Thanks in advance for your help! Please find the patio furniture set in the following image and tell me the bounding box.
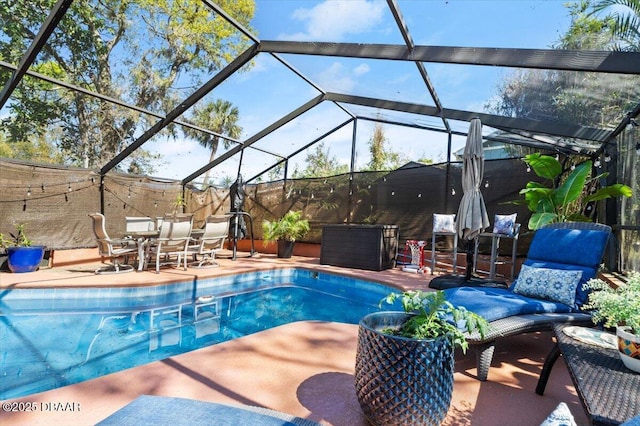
[89,213,229,274]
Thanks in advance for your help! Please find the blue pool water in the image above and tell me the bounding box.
[0,269,397,400]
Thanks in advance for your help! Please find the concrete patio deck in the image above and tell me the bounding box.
[0,250,588,425]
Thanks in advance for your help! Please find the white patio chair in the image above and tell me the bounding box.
[88,213,138,274]
[188,215,229,268]
[146,214,193,273]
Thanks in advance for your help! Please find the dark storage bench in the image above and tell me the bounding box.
[320,224,399,271]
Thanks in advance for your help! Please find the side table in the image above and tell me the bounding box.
[536,323,640,425]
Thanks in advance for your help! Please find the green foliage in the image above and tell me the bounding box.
[583,272,640,334]
[519,153,632,229]
[0,224,33,248]
[380,290,488,354]
[262,210,310,242]
[366,121,406,171]
[183,99,242,188]
[0,0,255,171]
[292,142,349,178]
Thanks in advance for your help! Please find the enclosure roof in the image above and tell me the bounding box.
[1,0,639,183]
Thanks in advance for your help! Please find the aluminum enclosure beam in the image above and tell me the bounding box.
[0,0,73,109]
[100,43,260,175]
[259,41,640,74]
[325,93,611,143]
[182,94,326,184]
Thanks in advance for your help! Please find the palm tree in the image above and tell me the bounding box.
[591,0,640,51]
[185,99,242,188]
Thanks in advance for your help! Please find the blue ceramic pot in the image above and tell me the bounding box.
[7,246,46,273]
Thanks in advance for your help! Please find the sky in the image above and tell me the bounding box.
[149,0,577,184]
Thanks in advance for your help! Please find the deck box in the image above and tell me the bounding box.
[320,224,399,271]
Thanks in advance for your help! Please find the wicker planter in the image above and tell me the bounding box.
[617,326,640,374]
[355,311,454,426]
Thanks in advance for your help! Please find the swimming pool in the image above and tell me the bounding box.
[0,268,398,400]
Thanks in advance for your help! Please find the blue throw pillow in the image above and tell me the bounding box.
[512,265,583,307]
[493,213,517,236]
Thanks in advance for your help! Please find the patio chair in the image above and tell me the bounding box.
[444,221,611,381]
[146,213,193,273]
[187,215,228,268]
[88,213,138,274]
[431,213,458,274]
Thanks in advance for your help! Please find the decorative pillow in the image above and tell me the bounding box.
[493,213,517,236]
[433,214,456,233]
[539,402,577,426]
[512,265,583,307]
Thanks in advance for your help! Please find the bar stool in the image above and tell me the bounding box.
[430,214,458,274]
[474,220,520,280]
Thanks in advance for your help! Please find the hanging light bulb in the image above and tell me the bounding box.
[154,201,158,208]
[451,186,456,196]
[594,159,602,168]
[330,186,334,193]
[604,152,611,162]
[526,165,531,173]
[310,192,314,199]
[68,182,72,192]
[417,193,422,198]
[484,180,489,188]
[27,186,31,197]
[571,164,576,170]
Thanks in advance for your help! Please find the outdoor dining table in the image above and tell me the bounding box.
[126,229,205,272]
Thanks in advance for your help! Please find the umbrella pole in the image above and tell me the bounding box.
[465,238,476,281]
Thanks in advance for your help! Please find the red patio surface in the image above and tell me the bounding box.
[0,251,588,425]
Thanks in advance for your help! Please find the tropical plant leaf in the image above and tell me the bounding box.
[528,212,558,230]
[525,153,562,180]
[583,183,633,202]
[553,161,591,208]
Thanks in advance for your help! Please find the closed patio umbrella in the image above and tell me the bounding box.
[457,117,490,280]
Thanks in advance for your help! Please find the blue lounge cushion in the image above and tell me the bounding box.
[512,265,582,308]
[443,286,573,322]
[525,227,610,308]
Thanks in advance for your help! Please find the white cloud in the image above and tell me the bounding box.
[353,63,370,76]
[317,62,355,92]
[281,0,385,41]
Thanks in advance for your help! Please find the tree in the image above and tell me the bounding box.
[488,1,639,132]
[0,0,255,172]
[590,0,640,51]
[183,99,242,188]
[366,121,405,171]
[293,142,349,178]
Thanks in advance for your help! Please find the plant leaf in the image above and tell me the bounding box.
[553,161,591,208]
[528,212,557,230]
[525,153,562,180]
[583,184,633,203]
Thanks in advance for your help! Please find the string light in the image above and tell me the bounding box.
[451,186,456,196]
[67,182,72,192]
[27,186,31,197]
[604,152,611,162]
[417,193,422,198]
[594,159,602,168]
[526,165,531,173]
[484,180,489,188]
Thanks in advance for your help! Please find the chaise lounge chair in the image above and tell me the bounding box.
[444,221,611,381]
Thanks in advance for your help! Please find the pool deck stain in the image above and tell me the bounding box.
[0,252,588,425]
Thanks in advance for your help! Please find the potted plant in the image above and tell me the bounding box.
[0,223,46,273]
[583,273,640,373]
[262,210,310,258]
[355,290,488,426]
[518,153,632,230]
